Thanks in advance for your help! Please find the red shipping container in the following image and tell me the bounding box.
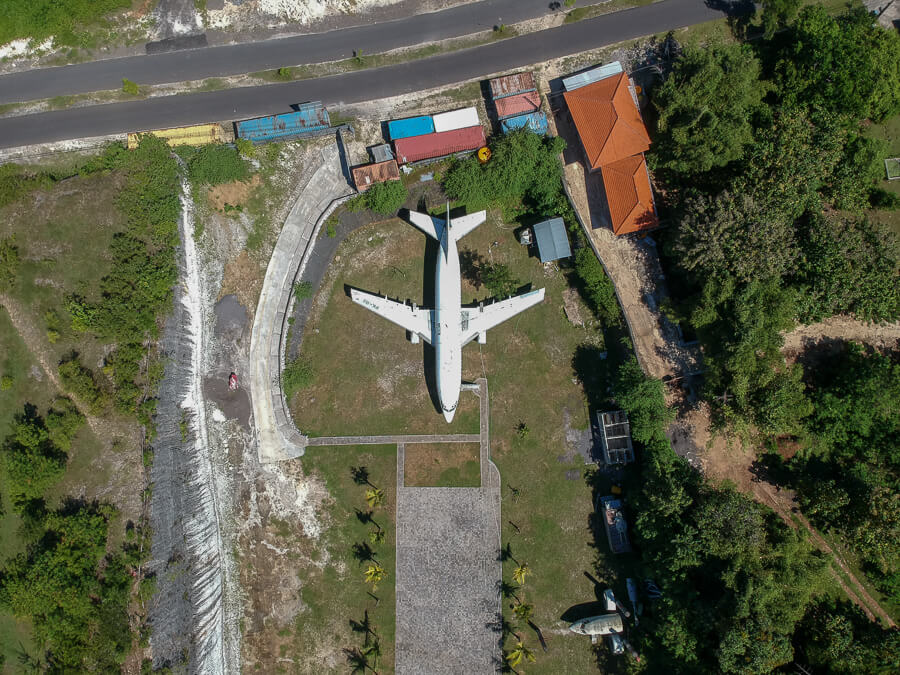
[495,91,541,120]
[394,126,486,164]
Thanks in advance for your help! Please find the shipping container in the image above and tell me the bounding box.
[387,115,435,140]
[127,123,224,150]
[563,61,624,92]
[431,107,480,133]
[489,72,537,100]
[495,91,541,120]
[501,111,548,135]
[235,102,330,143]
[352,160,401,192]
[393,126,485,164]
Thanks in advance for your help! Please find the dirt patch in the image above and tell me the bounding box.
[220,250,263,320]
[207,173,261,212]
[562,286,586,328]
[782,316,900,358]
[404,442,480,487]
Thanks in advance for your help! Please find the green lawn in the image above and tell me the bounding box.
[292,207,623,670]
[286,445,397,672]
[865,113,900,236]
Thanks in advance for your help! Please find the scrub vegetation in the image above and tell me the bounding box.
[0,137,176,669]
[0,0,130,46]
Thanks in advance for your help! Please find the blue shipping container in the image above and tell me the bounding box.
[236,102,330,143]
[501,112,548,135]
[387,115,434,140]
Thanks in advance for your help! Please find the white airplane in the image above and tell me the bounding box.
[350,205,545,422]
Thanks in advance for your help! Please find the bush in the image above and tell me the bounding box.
[184,144,250,186]
[58,355,107,414]
[294,281,313,301]
[0,236,20,291]
[364,180,407,215]
[1,408,67,507]
[0,0,131,46]
[282,356,313,401]
[482,263,520,298]
[574,247,621,326]
[121,78,139,96]
[0,375,12,390]
[45,397,85,452]
[235,138,255,158]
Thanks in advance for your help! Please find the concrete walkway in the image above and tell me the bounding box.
[395,379,502,674]
[250,140,353,463]
[307,434,481,446]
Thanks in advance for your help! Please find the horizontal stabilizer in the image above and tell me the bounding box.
[407,210,444,241]
[450,210,487,241]
[350,289,433,345]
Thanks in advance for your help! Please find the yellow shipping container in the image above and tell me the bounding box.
[127,123,224,150]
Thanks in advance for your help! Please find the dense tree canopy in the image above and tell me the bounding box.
[776,6,900,121]
[651,43,765,175]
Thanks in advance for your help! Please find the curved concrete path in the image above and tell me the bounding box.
[250,140,353,463]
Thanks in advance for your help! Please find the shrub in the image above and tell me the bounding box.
[58,355,107,414]
[482,263,520,298]
[184,144,250,186]
[121,78,140,96]
[235,138,255,158]
[294,281,313,301]
[1,408,67,506]
[0,236,20,291]
[282,356,313,400]
[574,247,622,326]
[0,0,131,46]
[364,180,407,215]
[0,375,12,390]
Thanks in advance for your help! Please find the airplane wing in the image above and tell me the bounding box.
[350,289,433,344]
[407,210,444,241]
[461,288,545,344]
[449,210,486,242]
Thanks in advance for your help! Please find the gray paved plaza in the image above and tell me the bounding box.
[395,483,502,674]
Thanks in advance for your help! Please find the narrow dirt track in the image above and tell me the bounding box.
[0,293,109,438]
[751,477,896,628]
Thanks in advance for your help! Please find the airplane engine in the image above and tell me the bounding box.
[477,331,487,344]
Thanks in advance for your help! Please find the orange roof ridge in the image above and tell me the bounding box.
[564,71,651,170]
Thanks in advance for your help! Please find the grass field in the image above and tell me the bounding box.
[404,442,480,487]
[291,207,624,670]
[865,114,900,236]
[286,445,397,672]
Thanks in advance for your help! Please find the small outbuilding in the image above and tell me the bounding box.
[532,217,572,263]
[352,160,400,192]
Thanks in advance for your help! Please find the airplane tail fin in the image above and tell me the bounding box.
[407,210,443,240]
[449,208,487,242]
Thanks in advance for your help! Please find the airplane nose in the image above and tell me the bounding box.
[443,408,455,423]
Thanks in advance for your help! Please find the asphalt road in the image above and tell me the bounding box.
[0,0,728,149]
[0,0,595,103]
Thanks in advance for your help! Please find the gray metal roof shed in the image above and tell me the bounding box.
[532,217,572,263]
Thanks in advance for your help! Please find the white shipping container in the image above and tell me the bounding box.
[432,107,480,133]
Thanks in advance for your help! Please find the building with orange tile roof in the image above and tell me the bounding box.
[352,160,400,192]
[564,69,657,235]
[600,156,657,235]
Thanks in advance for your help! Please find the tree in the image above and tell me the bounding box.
[796,215,900,323]
[481,262,520,298]
[364,563,386,591]
[362,638,381,673]
[364,180,407,215]
[612,357,674,444]
[505,640,536,668]
[776,6,900,121]
[365,487,385,509]
[512,602,534,624]
[651,44,765,175]
[759,0,801,39]
[673,190,798,283]
[1,409,67,508]
[512,563,531,586]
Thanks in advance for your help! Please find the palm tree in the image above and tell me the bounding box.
[351,466,374,487]
[364,562,386,591]
[362,637,381,673]
[512,602,534,624]
[350,609,376,640]
[498,579,521,602]
[365,487,385,509]
[512,562,531,586]
[344,647,369,674]
[506,640,536,668]
[369,528,385,545]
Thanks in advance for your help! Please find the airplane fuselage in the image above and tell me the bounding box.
[434,228,462,422]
